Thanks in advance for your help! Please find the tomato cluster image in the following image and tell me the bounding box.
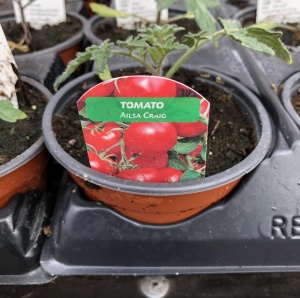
[78,76,210,183]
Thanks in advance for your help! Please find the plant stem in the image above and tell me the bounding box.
[112,50,157,75]
[156,11,161,25]
[130,12,152,25]
[165,41,203,78]
[13,0,34,45]
[162,13,194,24]
[11,63,32,106]
[165,30,225,78]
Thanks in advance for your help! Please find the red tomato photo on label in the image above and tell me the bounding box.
[159,167,183,183]
[173,122,208,137]
[124,122,178,156]
[114,76,177,98]
[126,151,168,169]
[117,168,164,183]
[83,122,121,156]
[88,151,118,176]
[77,81,114,111]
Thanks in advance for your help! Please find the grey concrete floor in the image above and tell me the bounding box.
[1,273,300,297]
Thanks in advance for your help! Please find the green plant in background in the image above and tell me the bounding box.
[54,19,292,90]
[10,0,36,51]
[90,0,219,33]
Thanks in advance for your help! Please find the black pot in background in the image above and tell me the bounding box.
[232,6,300,87]
[0,0,13,18]
[281,72,300,129]
[1,12,87,93]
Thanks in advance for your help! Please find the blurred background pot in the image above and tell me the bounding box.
[0,77,52,209]
[281,72,300,129]
[0,0,13,18]
[42,68,272,224]
[1,12,87,92]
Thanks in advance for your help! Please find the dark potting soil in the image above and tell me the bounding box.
[52,69,256,177]
[0,82,47,166]
[241,13,300,47]
[2,15,82,55]
[291,87,300,117]
[92,17,200,43]
[226,0,250,9]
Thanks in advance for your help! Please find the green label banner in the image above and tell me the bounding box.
[86,97,200,122]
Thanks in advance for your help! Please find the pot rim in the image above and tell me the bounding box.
[0,76,52,177]
[281,71,300,127]
[1,12,87,58]
[42,69,272,195]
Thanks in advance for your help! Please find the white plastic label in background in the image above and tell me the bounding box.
[0,25,18,108]
[114,0,168,30]
[256,0,300,23]
[13,0,66,29]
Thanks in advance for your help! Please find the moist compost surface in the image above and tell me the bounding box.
[291,87,300,117]
[0,82,47,165]
[52,69,256,177]
[226,0,250,9]
[2,15,82,55]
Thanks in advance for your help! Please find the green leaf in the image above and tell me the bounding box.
[0,100,27,123]
[183,31,212,47]
[173,136,202,154]
[219,18,241,31]
[245,27,292,64]
[137,24,189,62]
[201,0,220,8]
[249,22,279,30]
[54,50,92,91]
[89,41,114,74]
[201,143,207,161]
[184,0,217,33]
[90,3,131,18]
[157,0,180,11]
[54,42,114,91]
[234,29,291,63]
[180,169,201,182]
[167,151,189,171]
[219,18,292,64]
[117,36,149,52]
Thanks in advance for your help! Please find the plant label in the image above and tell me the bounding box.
[77,76,210,183]
[114,0,168,29]
[13,0,66,30]
[257,0,300,23]
[0,25,18,109]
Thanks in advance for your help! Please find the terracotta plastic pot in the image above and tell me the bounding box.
[0,77,52,209]
[1,12,87,90]
[281,72,300,129]
[42,69,272,224]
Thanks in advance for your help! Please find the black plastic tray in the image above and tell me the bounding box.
[0,191,55,284]
[1,1,298,279]
[40,131,300,275]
